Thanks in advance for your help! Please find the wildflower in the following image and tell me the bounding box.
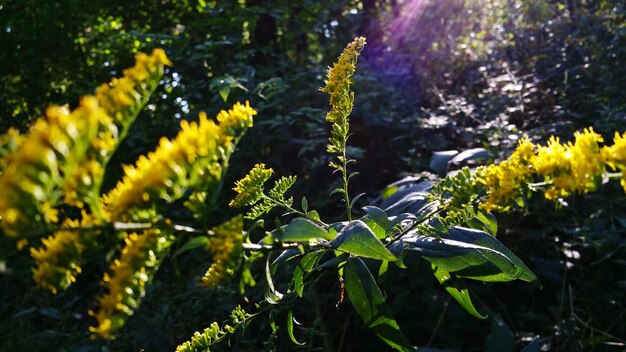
[532,128,604,199]
[103,102,256,220]
[478,138,534,211]
[602,131,626,193]
[89,229,169,339]
[202,216,244,289]
[31,213,100,294]
[320,37,366,156]
[0,49,171,238]
[229,164,273,208]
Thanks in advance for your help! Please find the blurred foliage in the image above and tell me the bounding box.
[1,0,625,350]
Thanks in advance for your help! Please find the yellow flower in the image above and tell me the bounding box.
[602,131,626,170]
[89,229,169,339]
[229,164,273,208]
[321,37,366,155]
[532,128,604,199]
[202,216,243,289]
[103,102,256,220]
[30,213,100,294]
[479,127,616,210]
[601,131,626,194]
[0,49,171,238]
[478,138,534,211]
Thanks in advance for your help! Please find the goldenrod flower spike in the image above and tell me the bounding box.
[103,102,257,220]
[478,127,624,211]
[202,216,244,289]
[89,229,169,339]
[602,131,626,192]
[320,36,366,156]
[30,212,100,294]
[320,37,366,221]
[0,49,171,238]
[478,138,534,212]
[229,163,274,208]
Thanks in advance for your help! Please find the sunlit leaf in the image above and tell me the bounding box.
[292,250,323,297]
[332,220,397,261]
[345,257,414,352]
[287,310,305,345]
[404,227,539,286]
[432,265,486,319]
[282,218,332,242]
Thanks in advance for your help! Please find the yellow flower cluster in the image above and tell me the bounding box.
[320,37,366,155]
[96,49,172,124]
[89,229,169,339]
[30,212,100,294]
[66,49,172,211]
[103,102,257,220]
[479,128,625,211]
[534,129,605,199]
[0,49,171,239]
[602,131,626,192]
[202,216,244,289]
[479,139,535,211]
[229,163,273,208]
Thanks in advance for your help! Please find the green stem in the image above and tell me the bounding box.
[340,142,352,221]
[260,194,329,227]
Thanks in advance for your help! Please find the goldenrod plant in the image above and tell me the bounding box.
[1,39,625,350]
[177,38,626,351]
[0,49,257,339]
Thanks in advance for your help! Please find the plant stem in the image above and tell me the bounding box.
[341,144,352,221]
[261,194,329,227]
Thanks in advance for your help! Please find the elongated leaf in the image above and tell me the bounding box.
[332,220,397,262]
[432,265,486,319]
[447,227,540,286]
[364,219,387,240]
[363,206,391,232]
[282,218,332,242]
[344,257,414,352]
[404,235,518,277]
[172,236,209,259]
[404,227,539,286]
[468,210,498,236]
[265,256,283,304]
[306,210,321,221]
[292,250,324,297]
[287,310,304,345]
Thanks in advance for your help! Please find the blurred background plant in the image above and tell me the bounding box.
[1,0,625,351]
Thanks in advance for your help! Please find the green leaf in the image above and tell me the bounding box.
[306,210,321,222]
[381,185,398,200]
[264,256,283,304]
[287,310,305,345]
[344,257,414,352]
[364,219,387,240]
[448,227,539,286]
[172,236,209,259]
[282,218,332,242]
[432,265,486,319]
[405,235,517,279]
[331,220,397,262]
[362,206,391,233]
[404,227,540,286]
[219,86,230,102]
[301,196,308,212]
[468,210,498,236]
[292,250,323,297]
